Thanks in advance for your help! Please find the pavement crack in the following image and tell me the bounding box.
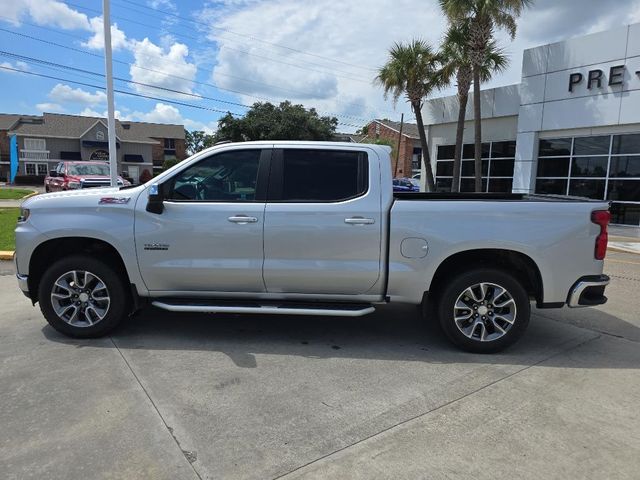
[109,337,204,480]
[270,335,601,480]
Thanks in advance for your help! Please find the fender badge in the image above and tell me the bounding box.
[99,197,130,204]
[144,243,169,251]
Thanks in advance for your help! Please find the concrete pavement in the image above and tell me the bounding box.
[0,253,639,479]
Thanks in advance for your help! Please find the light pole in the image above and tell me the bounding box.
[102,0,118,187]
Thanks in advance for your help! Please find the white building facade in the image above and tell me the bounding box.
[421,23,640,226]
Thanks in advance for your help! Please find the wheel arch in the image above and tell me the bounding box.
[28,237,132,304]
[427,248,544,306]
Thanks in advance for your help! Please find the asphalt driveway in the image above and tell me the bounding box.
[1,252,639,479]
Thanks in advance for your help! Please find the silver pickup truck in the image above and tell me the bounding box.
[15,141,611,352]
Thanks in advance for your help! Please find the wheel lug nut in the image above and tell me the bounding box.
[482,316,486,320]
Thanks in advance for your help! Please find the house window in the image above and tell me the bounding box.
[24,138,46,151]
[435,141,515,193]
[25,162,48,175]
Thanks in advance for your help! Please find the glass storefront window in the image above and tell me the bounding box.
[435,142,515,193]
[571,157,608,177]
[609,156,640,177]
[535,179,567,195]
[539,138,571,157]
[537,157,570,177]
[607,180,640,202]
[612,134,640,155]
[573,136,610,155]
[569,179,606,199]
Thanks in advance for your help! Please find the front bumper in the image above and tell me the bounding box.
[16,273,30,298]
[567,275,610,308]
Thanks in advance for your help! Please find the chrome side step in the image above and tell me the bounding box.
[151,301,376,317]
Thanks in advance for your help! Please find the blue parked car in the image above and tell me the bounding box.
[392,178,420,192]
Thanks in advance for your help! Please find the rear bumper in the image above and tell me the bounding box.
[567,275,610,308]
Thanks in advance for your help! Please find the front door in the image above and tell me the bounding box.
[127,165,139,185]
[262,147,382,295]
[135,148,269,293]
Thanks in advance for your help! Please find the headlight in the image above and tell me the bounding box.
[18,208,30,222]
[67,181,81,189]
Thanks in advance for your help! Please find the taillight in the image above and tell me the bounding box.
[591,210,610,260]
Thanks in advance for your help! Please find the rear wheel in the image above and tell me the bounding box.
[38,255,129,338]
[437,269,530,353]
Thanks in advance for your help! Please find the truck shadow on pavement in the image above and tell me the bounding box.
[42,303,640,370]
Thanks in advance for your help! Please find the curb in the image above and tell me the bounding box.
[0,251,14,261]
[23,191,38,199]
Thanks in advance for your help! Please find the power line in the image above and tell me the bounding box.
[0,50,253,110]
[0,64,367,129]
[0,25,376,123]
[61,0,373,83]
[111,0,379,73]
[107,0,375,81]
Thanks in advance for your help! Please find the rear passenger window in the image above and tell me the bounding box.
[280,149,368,202]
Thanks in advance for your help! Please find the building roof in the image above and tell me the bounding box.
[0,113,40,130]
[374,119,421,139]
[4,112,185,142]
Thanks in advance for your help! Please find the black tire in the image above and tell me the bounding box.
[437,268,530,353]
[45,186,50,193]
[38,254,129,338]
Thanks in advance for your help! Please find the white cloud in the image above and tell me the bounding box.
[1,0,90,30]
[82,17,129,51]
[36,102,65,113]
[0,60,29,73]
[77,103,214,134]
[129,38,198,99]
[201,0,444,126]
[48,84,107,107]
[201,0,640,129]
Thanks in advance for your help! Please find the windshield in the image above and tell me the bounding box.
[67,164,111,176]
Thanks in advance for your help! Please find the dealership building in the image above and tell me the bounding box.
[420,22,640,226]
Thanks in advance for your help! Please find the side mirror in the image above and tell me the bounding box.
[49,170,58,177]
[146,183,166,214]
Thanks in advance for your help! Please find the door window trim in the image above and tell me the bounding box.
[267,148,369,203]
[163,148,271,203]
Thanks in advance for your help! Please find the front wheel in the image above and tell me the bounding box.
[437,269,530,353]
[38,255,129,338]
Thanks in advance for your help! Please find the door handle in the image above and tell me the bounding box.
[344,217,375,225]
[228,215,258,224]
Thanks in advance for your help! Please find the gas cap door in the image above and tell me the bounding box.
[401,237,429,258]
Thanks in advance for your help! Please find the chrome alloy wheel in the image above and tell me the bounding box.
[453,282,517,342]
[50,270,111,327]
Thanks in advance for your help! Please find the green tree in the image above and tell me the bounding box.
[439,21,508,192]
[214,101,338,142]
[185,129,216,155]
[375,40,444,192]
[440,0,532,191]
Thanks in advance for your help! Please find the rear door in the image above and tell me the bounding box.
[262,147,382,295]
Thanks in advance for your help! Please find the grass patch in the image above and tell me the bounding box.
[0,188,35,200]
[0,208,20,251]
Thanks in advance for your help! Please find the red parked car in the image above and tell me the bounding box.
[45,161,130,192]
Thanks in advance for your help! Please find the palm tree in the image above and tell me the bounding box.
[376,39,444,192]
[439,21,508,192]
[440,0,532,192]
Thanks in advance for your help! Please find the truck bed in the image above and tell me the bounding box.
[393,192,607,203]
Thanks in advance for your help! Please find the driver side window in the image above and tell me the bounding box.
[168,150,261,202]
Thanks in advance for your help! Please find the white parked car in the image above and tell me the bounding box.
[15,141,611,352]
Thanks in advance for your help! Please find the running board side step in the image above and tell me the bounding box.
[151,301,376,317]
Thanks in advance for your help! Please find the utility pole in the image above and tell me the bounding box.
[103,0,118,187]
[393,113,404,178]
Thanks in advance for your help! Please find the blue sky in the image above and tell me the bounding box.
[1,0,639,133]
